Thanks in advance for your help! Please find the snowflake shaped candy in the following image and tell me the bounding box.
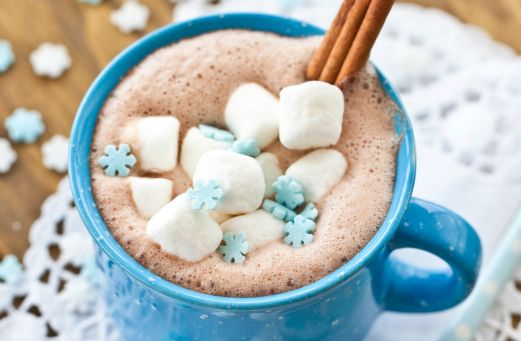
[262,199,296,222]
[0,255,24,284]
[29,43,71,78]
[4,108,45,143]
[110,0,150,34]
[42,135,69,173]
[79,0,103,5]
[0,138,16,174]
[284,215,316,248]
[272,175,305,209]
[231,138,260,157]
[0,39,15,73]
[300,203,318,221]
[199,124,235,142]
[98,144,137,176]
[219,231,248,264]
[187,179,224,210]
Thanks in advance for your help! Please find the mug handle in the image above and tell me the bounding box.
[383,198,482,312]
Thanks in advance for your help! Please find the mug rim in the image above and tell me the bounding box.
[69,13,416,310]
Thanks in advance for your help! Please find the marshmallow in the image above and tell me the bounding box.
[193,151,265,214]
[286,149,347,202]
[220,210,284,251]
[180,127,232,178]
[279,81,344,150]
[130,177,173,218]
[209,211,233,224]
[225,83,279,148]
[256,153,283,198]
[123,116,180,173]
[146,193,223,262]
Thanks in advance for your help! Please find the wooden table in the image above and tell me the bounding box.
[0,0,519,259]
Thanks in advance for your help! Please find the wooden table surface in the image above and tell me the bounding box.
[0,0,519,259]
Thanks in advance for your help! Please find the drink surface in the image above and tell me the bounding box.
[90,30,399,297]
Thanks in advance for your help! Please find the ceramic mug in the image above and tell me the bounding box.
[69,13,482,341]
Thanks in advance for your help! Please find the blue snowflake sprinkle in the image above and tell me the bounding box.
[300,203,318,221]
[0,254,24,284]
[79,0,103,4]
[262,199,296,222]
[98,144,136,176]
[219,231,248,264]
[0,40,15,73]
[231,138,260,157]
[4,108,45,143]
[284,215,316,248]
[272,175,305,209]
[187,179,224,210]
[199,124,235,142]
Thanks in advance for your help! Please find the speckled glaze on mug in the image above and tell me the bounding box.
[69,13,482,341]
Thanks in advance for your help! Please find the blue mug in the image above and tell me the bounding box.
[69,13,482,341]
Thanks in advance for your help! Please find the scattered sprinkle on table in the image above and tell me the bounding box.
[0,138,17,174]
[0,39,15,73]
[42,135,69,173]
[110,0,150,34]
[4,108,45,143]
[78,0,103,5]
[29,43,71,78]
[0,255,24,284]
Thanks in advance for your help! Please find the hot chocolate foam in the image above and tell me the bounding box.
[90,30,399,297]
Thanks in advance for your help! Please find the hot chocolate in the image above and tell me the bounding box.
[90,30,399,297]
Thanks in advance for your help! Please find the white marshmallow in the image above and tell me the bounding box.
[146,193,223,262]
[209,211,233,224]
[221,210,284,251]
[130,177,173,218]
[256,152,283,198]
[122,116,180,173]
[180,127,232,178]
[286,149,347,202]
[193,151,265,214]
[225,83,279,148]
[279,81,344,150]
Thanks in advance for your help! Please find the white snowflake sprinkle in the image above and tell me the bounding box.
[29,43,71,78]
[110,0,150,34]
[42,135,69,173]
[0,138,16,173]
[0,39,15,73]
[59,277,96,314]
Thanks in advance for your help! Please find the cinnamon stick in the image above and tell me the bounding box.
[336,0,394,84]
[306,0,355,81]
[319,0,371,83]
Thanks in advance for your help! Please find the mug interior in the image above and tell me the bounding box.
[69,13,416,310]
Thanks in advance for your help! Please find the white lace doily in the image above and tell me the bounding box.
[2,2,521,340]
[0,178,119,341]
